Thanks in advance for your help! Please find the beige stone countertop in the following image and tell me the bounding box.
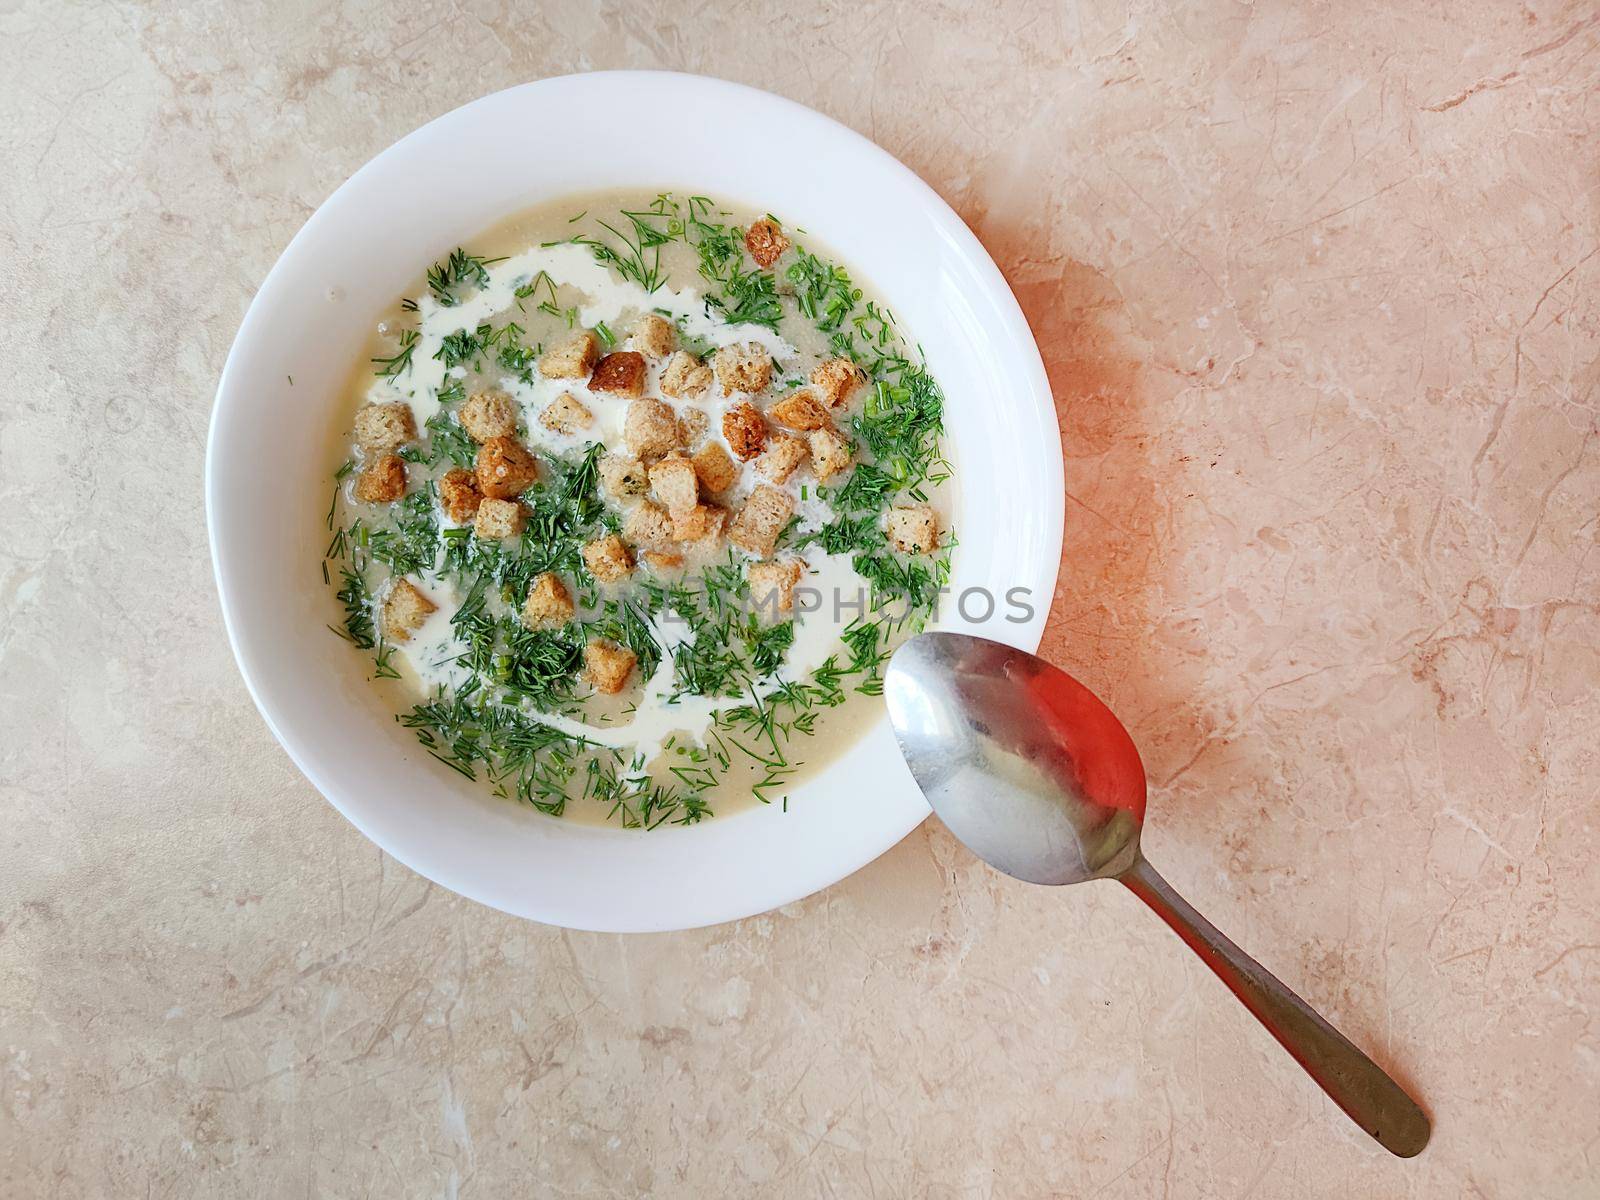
[3,2,1598,1196]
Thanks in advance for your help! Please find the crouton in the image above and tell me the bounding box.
[631,313,676,359]
[660,351,713,399]
[622,500,674,548]
[768,388,831,432]
[715,342,773,394]
[540,329,600,379]
[583,639,637,695]
[887,503,939,554]
[623,398,680,460]
[692,442,738,494]
[671,503,723,543]
[599,452,649,499]
[521,572,575,629]
[677,407,709,446]
[354,402,416,452]
[539,392,592,435]
[382,578,436,642]
[748,558,805,615]
[589,351,647,399]
[459,388,518,442]
[745,219,790,268]
[755,434,807,484]
[811,357,864,409]
[643,551,684,571]
[354,454,406,504]
[475,436,539,499]
[582,534,634,583]
[722,401,768,461]
[727,484,795,559]
[690,505,728,550]
[474,497,526,540]
[439,467,482,522]
[649,455,699,515]
[809,427,852,482]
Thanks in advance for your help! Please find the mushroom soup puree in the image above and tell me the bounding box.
[323,192,954,827]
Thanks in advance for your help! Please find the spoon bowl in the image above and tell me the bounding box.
[887,631,1146,885]
[885,631,1431,1158]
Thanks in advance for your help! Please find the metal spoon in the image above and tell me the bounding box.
[884,631,1430,1158]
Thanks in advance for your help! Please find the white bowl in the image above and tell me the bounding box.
[207,72,1062,931]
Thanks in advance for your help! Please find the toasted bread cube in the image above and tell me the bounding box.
[589,351,647,399]
[623,500,674,548]
[539,392,592,435]
[715,343,773,394]
[811,357,864,409]
[474,497,526,540]
[677,407,709,446]
[631,313,676,359]
[808,427,852,482]
[584,639,637,695]
[769,388,831,432]
[354,454,406,504]
[438,467,482,522]
[722,401,768,461]
[660,350,713,399]
[748,558,805,615]
[649,455,699,515]
[671,503,722,542]
[475,436,539,499]
[599,452,649,499]
[643,551,685,571]
[691,442,738,494]
[691,505,729,550]
[459,388,518,442]
[540,329,600,379]
[382,578,436,642]
[745,219,790,268]
[522,573,575,629]
[354,402,416,452]
[582,534,634,583]
[887,503,939,554]
[727,484,795,559]
[755,434,807,484]
[623,397,681,460]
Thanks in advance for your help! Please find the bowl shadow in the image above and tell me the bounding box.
[974,224,1211,796]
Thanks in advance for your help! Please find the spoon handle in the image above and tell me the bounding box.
[1119,856,1430,1158]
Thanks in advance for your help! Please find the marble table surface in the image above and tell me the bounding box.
[3,2,1597,1196]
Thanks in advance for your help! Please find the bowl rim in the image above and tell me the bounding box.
[206,70,1063,930]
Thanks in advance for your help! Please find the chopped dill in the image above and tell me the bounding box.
[420,411,476,470]
[514,270,559,312]
[570,214,668,292]
[373,640,402,680]
[372,329,419,377]
[426,248,505,307]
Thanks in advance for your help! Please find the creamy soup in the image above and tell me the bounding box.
[323,191,953,827]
